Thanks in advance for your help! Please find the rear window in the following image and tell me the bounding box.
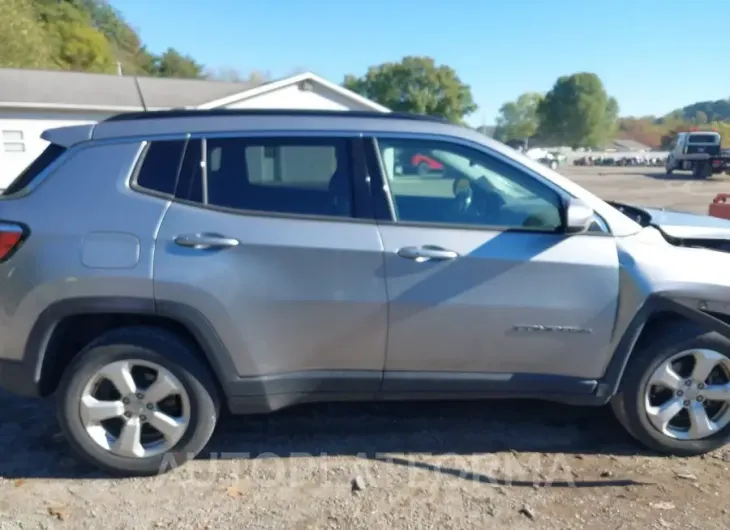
[2,143,66,196]
[688,134,720,144]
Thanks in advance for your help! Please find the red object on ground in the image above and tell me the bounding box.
[709,194,730,219]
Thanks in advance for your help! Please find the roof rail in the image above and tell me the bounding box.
[103,108,449,123]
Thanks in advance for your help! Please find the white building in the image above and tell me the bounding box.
[0,68,389,187]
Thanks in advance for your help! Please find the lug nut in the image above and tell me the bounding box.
[122,397,130,405]
[683,400,691,406]
[697,396,705,403]
[135,393,144,400]
[685,380,693,387]
[124,411,132,418]
[146,403,154,410]
[676,390,684,397]
[698,383,705,389]
[139,415,147,422]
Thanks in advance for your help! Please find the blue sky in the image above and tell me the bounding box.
[113,0,730,126]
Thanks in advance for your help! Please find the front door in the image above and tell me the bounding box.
[153,135,388,398]
[367,136,620,395]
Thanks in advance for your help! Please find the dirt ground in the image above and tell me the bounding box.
[3,166,730,529]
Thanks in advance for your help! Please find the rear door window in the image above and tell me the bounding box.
[177,136,356,219]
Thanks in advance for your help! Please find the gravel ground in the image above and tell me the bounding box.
[3,166,730,529]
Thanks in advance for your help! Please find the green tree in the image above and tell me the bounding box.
[695,110,708,124]
[76,0,156,75]
[343,56,477,123]
[206,67,271,84]
[536,72,618,147]
[35,0,115,72]
[152,48,205,79]
[54,20,115,72]
[494,92,543,142]
[0,0,56,69]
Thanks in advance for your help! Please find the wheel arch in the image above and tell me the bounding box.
[598,293,730,401]
[29,297,238,398]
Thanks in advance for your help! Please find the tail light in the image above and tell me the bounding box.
[0,223,26,261]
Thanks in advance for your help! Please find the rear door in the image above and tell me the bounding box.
[152,134,388,399]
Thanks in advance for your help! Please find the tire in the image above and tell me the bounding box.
[611,323,730,456]
[56,326,220,476]
[417,161,430,175]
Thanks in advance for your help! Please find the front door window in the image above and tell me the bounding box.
[377,138,564,232]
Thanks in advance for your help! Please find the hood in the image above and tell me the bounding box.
[641,206,730,240]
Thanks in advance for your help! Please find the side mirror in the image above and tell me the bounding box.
[565,198,595,234]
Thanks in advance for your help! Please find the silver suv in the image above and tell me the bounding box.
[3,109,730,476]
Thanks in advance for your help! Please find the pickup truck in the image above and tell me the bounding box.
[666,131,730,178]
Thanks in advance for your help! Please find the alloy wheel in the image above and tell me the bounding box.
[645,349,730,440]
[79,359,191,458]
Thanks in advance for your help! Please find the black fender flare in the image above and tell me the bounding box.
[596,293,730,400]
[24,296,239,397]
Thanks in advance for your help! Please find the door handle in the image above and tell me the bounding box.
[174,233,240,250]
[396,245,459,262]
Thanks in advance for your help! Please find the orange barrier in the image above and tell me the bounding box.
[709,194,730,220]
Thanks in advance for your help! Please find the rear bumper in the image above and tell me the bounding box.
[0,358,40,397]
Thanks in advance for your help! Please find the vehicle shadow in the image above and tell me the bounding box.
[0,390,656,488]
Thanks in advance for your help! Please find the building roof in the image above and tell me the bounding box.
[0,68,389,113]
[0,68,255,111]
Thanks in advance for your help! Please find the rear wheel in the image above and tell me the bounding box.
[611,324,730,456]
[56,327,220,476]
[693,161,711,179]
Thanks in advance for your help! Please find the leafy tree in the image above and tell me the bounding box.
[536,72,618,147]
[54,20,115,72]
[151,48,205,79]
[343,56,477,123]
[0,0,56,69]
[35,0,115,72]
[76,0,156,75]
[494,92,543,142]
[206,67,271,84]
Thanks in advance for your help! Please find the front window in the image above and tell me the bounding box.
[377,137,564,231]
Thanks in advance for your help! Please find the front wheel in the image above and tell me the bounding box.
[611,324,730,456]
[56,327,220,476]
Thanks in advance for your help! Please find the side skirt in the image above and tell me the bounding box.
[225,371,601,414]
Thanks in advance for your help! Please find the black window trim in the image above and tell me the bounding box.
[365,134,613,237]
[127,133,190,201]
[170,132,376,224]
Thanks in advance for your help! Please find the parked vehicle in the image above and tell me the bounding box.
[5,109,730,476]
[573,155,667,167]
[525,147,566,170]
[666,131,730,178]
[411,153,443,174]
